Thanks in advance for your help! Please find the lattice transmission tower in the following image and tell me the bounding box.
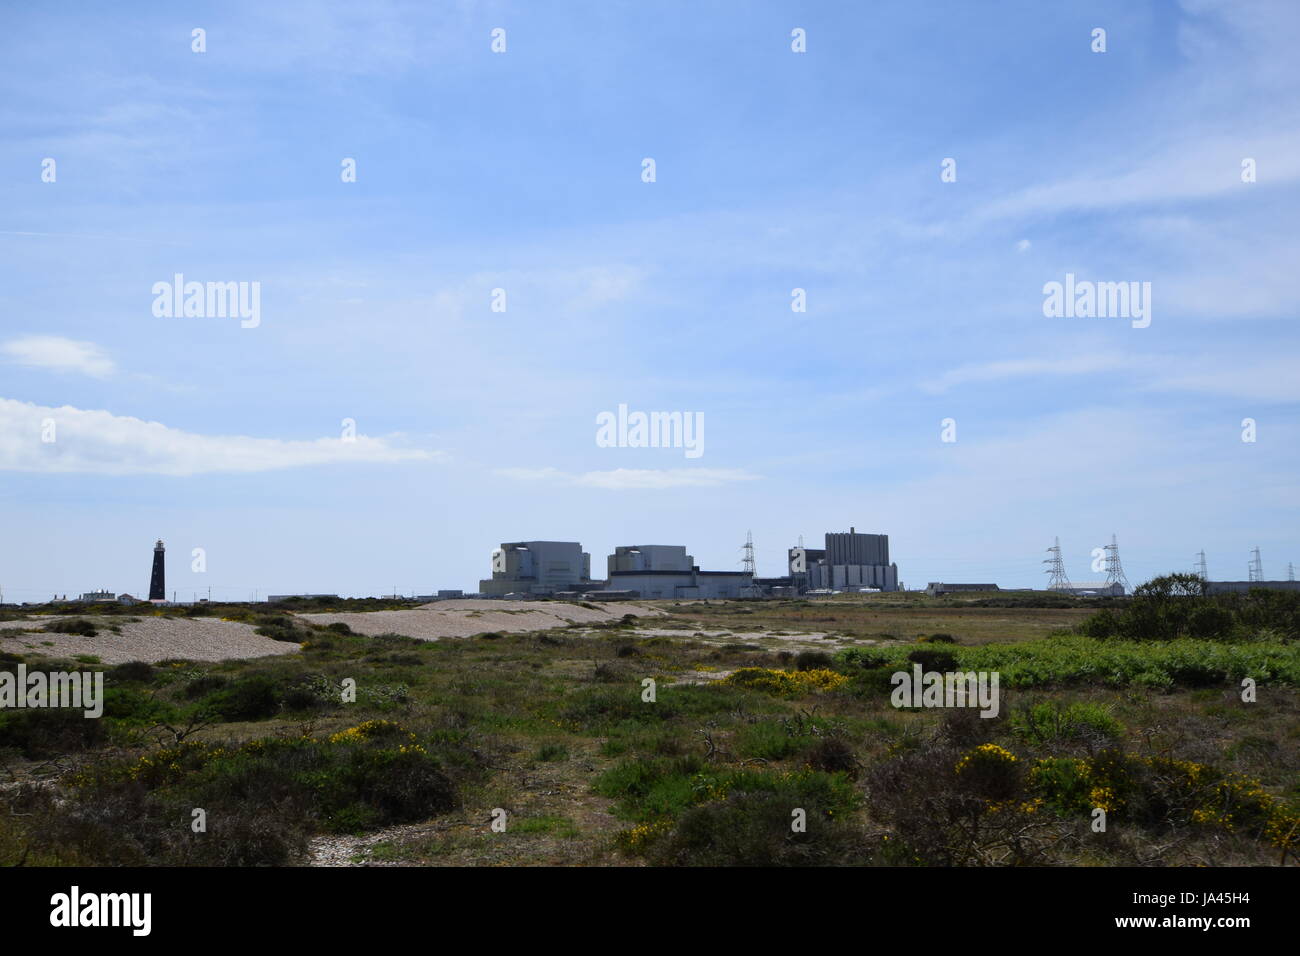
[1249,547,1264,582]
[741,530,757,576]
[1195,550,1208,581]
[1044,537,1072,591]
[1103,534,1130,594]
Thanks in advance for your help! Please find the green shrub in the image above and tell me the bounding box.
[535,743,568,762]
[183,673,229,700]
[595,756,857,825]
[801,737,859,778]
[253,615,304,643]
[42,619,96,637]
[907,647,957,672]
[0,708,107,758]
[279,674,337,714]
[838,636,1300,688]
[202,674,282,721]
[102,687,175,725]
[640,788,865,866]
[793,650,834,671]
[1078,572,1300,642]
[110,661,155,684]
[1010,700,1125,747]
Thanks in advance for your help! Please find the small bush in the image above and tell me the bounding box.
[1010,700,1125,748]
[183,674,229,700]
[110,661,155,684]
[721,667,848,696]
[202,674,282,721]
[43,619,97,637]
[801,737,859,778]
[1078,572,1300,642]
[906,647,958,672]
[640,789,865,866]
[0,708,107,758]
[793,650,834,671]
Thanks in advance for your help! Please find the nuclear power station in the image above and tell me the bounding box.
[787,528,899,592]
[477,527,900,600]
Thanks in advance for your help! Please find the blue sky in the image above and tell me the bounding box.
[1,0,1297,600]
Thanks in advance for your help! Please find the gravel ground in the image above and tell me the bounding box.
[298,599,664,640]
[0,616,301,664]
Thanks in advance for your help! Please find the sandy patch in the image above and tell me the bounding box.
[0,616,301,664]
[298,599,664,641]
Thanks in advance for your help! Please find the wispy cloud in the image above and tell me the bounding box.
[496,466,760,490]
[922,351,1300,403]
[2,336,116,378]
[0,399,438,475]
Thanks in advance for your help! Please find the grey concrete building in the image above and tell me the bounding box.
[788,527,899,592]
[600,543,754,599]
[605,568,753,600]
[480,541,592,597]
[825,528,890,567]
[607,545,695,575]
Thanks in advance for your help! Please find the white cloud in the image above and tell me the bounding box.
[975,130,1300,225]
[494,467,567,482]
[922,354,1140,393]
[496,466,760,490]
[3,336,116,378]
[0,398,438,475]
[922,351,1300,403]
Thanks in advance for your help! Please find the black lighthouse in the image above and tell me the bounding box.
[149,539,166,602]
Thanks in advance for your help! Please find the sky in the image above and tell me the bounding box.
[0,0,1297,601]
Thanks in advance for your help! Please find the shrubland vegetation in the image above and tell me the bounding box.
[1,576,1296,866]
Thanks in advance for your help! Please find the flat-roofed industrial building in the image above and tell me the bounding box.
[789,527,900,592]
[479,541,592,596]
